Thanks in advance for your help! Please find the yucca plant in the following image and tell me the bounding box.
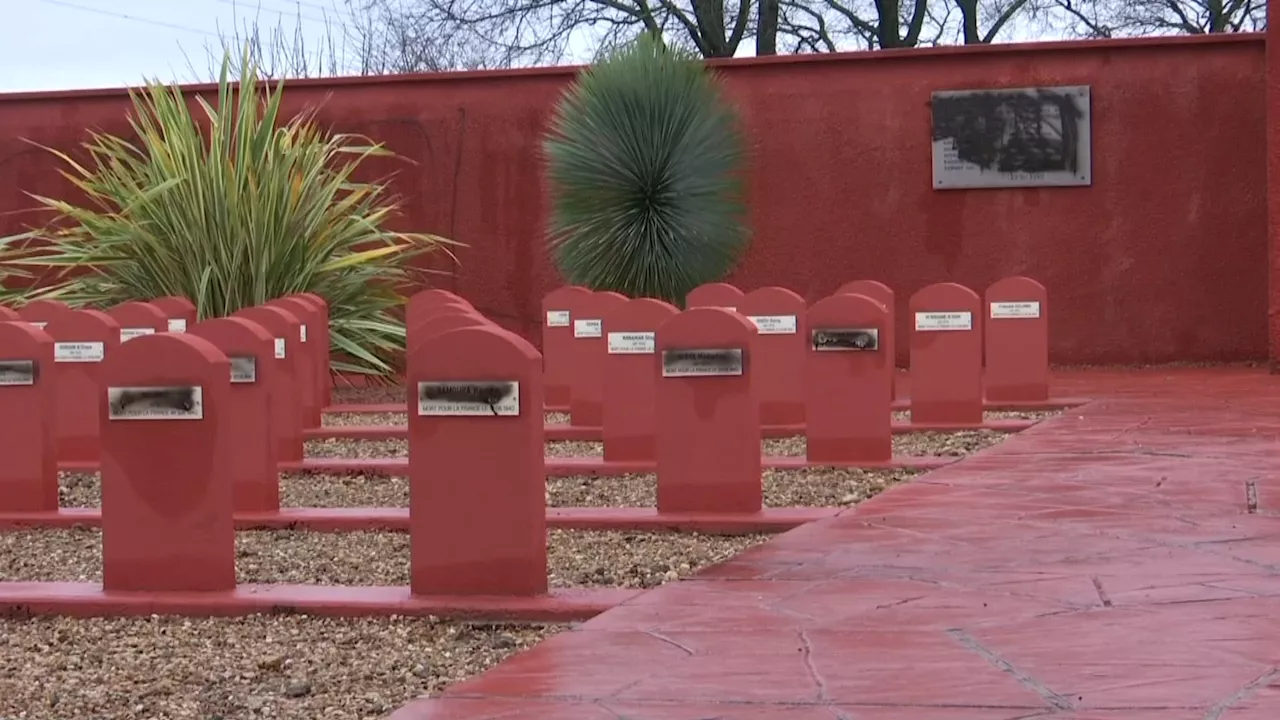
[0,48,456,378]
[543,31,749,305]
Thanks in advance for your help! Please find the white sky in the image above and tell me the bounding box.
[1,0,354,92]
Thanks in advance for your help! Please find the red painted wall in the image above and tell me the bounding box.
[0,35,1266,366]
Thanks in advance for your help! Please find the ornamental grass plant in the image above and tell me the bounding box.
[0,49,456,377]
[543,31,750,305]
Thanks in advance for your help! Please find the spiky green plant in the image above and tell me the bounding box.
[0,48,456,378]
[543,31,749,305]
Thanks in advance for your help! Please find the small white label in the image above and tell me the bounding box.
[914,312,973,332]
[417,381,520,416]
[107,385,204,420]
[230,356,257,383]
[990,301,1041,319]
[120,327,155,342]
[274,338,286,359]
[29,322,47,330]
[574,319,602,338]
[54,342,105,363]
[300,325,308,342]
[546,310,570,328]
[607,331,655,354]
[747,315,797,335]
[167,318,187,333]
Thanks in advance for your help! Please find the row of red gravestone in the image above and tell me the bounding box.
[540,277,1049,429]
[0,294,332,516]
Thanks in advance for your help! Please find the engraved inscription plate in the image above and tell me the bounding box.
[0,360,37,386]
[661,348,744,377]
[120,327,155,342]
[573,319,602,338]
[607,332,655,354]
[54,342,105,363]
[167,318,187,333]
[914,312,973,332]
[418,381,520,416]
[230,356,257,383]
[107,386,204,420]
[812,328,879,351]
[748,315,798,335]
[990,301,1041,319]
[546,310,571,328]
[274,338,286,359]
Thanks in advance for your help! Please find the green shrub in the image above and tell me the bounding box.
[0,49,456,378]
[543,31,749,305]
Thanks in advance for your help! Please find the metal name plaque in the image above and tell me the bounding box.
[230,356,257,383]
[661,348,744,378]
[812,328,879,352]
[107,385,204,421]
[0,360,37,386]
[418,381,520,416]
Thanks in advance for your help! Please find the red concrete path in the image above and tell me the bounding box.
[393,367,1280,719]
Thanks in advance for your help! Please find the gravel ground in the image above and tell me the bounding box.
[0,614,558,719]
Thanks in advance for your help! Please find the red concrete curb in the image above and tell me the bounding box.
[0,506,838,534]
[0,582,638,622]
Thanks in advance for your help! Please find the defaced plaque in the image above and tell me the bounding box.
[418,381,520,416]
[661,348,744,377]
[811,328,878,351]
[107,385,204,420]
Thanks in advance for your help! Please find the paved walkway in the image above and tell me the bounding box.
[393,367,1280,719]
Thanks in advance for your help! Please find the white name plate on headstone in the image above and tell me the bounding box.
[914,312,973,332]
[54,342,105,363]
[546,310,571,328]
[748,315,797,335]
[990,301,1041,319]
[607,332,655,354]
[573,319,602,338]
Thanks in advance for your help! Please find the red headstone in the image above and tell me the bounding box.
[984,276,1050,402]
[908,283,983,424]
[45,309,121,463]
[541,286,590,408]
[408,312,489,354]
[685,282,744,311]
[407,304,484,338]
[805,293,893,463]
[838,280,897,391]
[150,295,198,333]
[656,308,761,513]
[569,291,627,427]
[0,305,20,321]
[0,323,56,511]
[293,293,333,408]
[99,333,234,592]
[233,305,304,462]
[738,286,806,425]
[408,325,545,596]
[106,301,168,344]
[18,299,69,330]
[267,297,322,428]
[407,289,471,331]
[188,317,278,512]
[601,298,679,462]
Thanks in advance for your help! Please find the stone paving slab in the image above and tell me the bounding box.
[391,367,1280,719]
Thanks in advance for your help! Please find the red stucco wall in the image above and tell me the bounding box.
[0,35,1266,366]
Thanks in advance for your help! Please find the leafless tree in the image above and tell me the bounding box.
[1053,0,1264,37]
[195,0,512,81]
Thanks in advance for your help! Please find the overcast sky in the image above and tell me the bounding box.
[2,0,349,92]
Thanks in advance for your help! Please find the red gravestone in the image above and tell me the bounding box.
[601,298,679,462]
[407,303,483,336]
[18,299,69,331]
[909,283,983,424]
[99,333,235,592]
[805,293,893,463]
[570,291,628,427]
[45,310,121,464]
[0,305,19,321]
[838,280,897,390]
[106,301,168,344]
[407,289,471,330]
[541,286,590,409]
[233,305,304,462]
[685,282,744,311]
[267,297,322,428]
[189,317,278,512]
[408,312,489,354]
[656,308,761,513]
[0,323,56,511]
[738,286,806,425]
[408,325,546,596]
[150,295,198,333]
[293,293,332,408]
[984,276,1050,403]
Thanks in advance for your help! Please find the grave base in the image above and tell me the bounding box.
[0,506,836,534]
[0,581,634,622]
[320,397,1091,416]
